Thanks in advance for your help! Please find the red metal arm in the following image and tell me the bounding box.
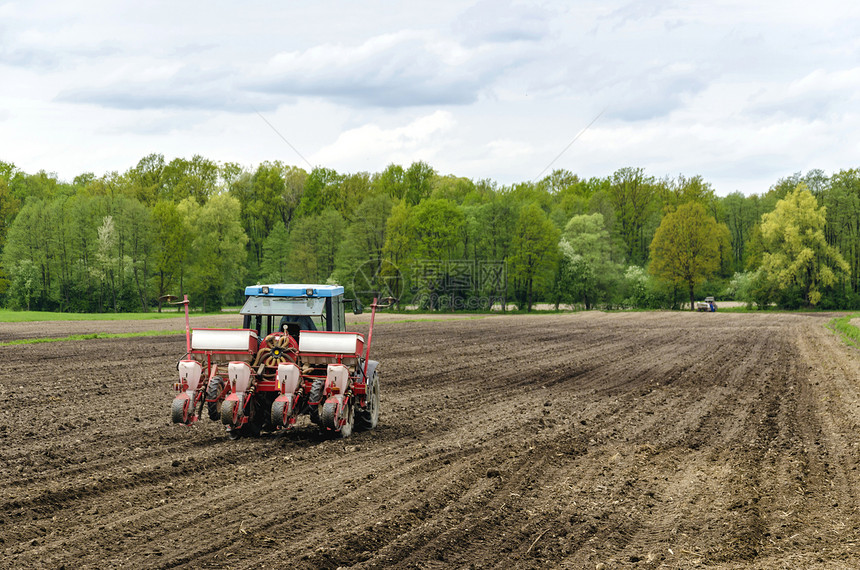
[182,294,191,354]
[363,297,378,378]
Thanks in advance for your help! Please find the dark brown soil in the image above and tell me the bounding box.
[2,311,860,568]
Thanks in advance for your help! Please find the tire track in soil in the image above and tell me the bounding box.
[4,312,860,568]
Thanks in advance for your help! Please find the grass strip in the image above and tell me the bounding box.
[826,313,860,348]
[0,329,184,347]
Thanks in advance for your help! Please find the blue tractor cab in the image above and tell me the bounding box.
[240,284,360,340]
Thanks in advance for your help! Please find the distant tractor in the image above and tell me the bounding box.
[170,284,387,439]
[695,296,717,312]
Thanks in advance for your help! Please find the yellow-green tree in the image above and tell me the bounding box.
[759,184,849,306]
[649,202,725,309]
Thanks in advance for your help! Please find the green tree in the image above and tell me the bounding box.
[331,193,393,295]
[0,177,21,297]
[822,169,860,293]
[537,169,580,196]
[509,202,560,311]
[649,202,724,310]
[660,174,717,215]
[47,196,79,310]
[259,220,290,283]
[315,208,347,279]
[409,199,464,308]
[178,194,248,310]
[232,162,290,274]
[297,167,343,217]
[557,213,616,309]
[608,167,658,264]
[404,161,436,205]
[150,200,187,311]
[337,171,373,219]
[721,191,764,272]
[126,153,167,205]
[7,259,38,310]
[410,199,463,261]
[92,215,120,312]
[285,216,320,283]
[3,199,53,308]
[115,197,154,311]
[430,175,475,203]
[373,164,406,201]
[382,201,412,268]
[475,196,516,263]
[162,155,220,204]
[759,184,850,306]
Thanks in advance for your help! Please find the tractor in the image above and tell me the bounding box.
[170,284,386,439]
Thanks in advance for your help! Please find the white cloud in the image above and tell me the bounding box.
[313,111,456,167]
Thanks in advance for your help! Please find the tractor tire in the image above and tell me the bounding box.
[206,377,224,421]
[321,400,354,438]
[171,398,188,424]
[221,399,237,426]
[309,375,325,404]
[271,399,288,429]
[308,376,325,424]
[356,371,380,431]
[257,394,275,433]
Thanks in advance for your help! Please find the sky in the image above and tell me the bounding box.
[1,0,859,196]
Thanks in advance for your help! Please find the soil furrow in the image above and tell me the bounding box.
[3,311,860,568]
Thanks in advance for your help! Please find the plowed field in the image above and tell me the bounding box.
[3,311,860,569]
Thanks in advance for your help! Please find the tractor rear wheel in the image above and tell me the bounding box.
[171,398,188,424]
[309,376,325,424]
[356,371,380,431]
[206,377,224,421]
[221,399,237,426]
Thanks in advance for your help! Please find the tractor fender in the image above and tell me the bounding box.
[365,360,380,383]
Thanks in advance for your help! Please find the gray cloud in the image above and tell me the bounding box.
[56,84,281,113]
[244,33,507,108]
[0,45,62,69]
[54,59,284,113]
[601,0,678,29]
[745,70,860,122]
[605,71,706,121]
[452,0,553,45]
[0,22,121,70]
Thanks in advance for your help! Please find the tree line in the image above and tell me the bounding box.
[0,155,857,312]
